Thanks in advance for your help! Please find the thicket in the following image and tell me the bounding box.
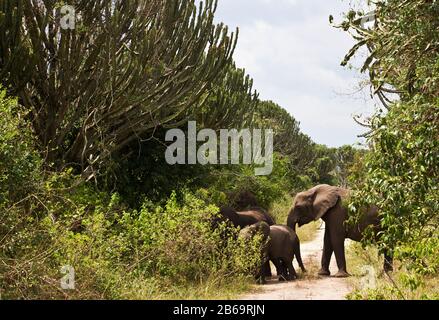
[0,0,353,299]
[339,0,439,299]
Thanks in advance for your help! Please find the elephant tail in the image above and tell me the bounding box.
[294,240,306,273]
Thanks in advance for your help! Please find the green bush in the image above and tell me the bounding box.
[1,173,263,299]
[348,98,439,272]
[0,86,41,205]
[202,153,300,210]
[0,88,263,299]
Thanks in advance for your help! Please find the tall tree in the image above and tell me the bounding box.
[254,100,315,173]
[196,63,259,130]
[0,0,237,179]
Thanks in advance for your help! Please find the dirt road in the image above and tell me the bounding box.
[241,226,352,300]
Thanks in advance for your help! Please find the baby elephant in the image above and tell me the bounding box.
[239,221,271,284]
[240,223,306,283]
[268,225,306,281]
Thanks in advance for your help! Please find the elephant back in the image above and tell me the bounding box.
[239,221,270,241]
[238,208,275,226]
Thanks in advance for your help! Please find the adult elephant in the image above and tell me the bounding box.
[287,184,393,278]
[218,206,275,228]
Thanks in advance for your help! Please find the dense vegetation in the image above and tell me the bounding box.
[0,0,350,299]
[2,0,436,300]
[338,0,439,299]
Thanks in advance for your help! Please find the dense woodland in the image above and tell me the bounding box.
[0,0,438,299]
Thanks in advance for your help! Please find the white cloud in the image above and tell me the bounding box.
[260,0,298,5]
[215,0,378,147]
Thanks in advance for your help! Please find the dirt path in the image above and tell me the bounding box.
[241,226,352,300]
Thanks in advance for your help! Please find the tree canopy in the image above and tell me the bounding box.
[0,0,243,179]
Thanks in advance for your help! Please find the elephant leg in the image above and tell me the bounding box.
[329,228,350,278]
[318,228,333,276]
[383,250,394,273]
[272,258,287,282]
[255,263,266,285]
[263,260,272,277]
[286,260,297,281]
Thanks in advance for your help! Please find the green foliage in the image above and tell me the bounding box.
[251,100,347,192]
[0,0,353,300]
[0,0,238,177]
[337,0,439,102]
[348,98,439,268]
[1,173,263,299]
[0,86,41,205]
[254,100,315,173]
[100,129,210,207]
[334,145,365,188]
[0,88,263,299]
[196,63,259,129]
[346,243,439,300]
[341,0,439,288]
[201,153,298,210]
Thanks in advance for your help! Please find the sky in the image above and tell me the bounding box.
[214,0,378,147]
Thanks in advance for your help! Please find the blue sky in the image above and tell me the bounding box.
[214,0,378,147]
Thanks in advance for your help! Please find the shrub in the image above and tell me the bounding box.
[1,174,262,299]
[0,86,41,205]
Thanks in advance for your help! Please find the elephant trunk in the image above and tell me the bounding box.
[287,207,298,230]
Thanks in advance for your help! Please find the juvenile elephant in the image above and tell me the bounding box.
[216,206,275,277]
[268,225,306,281]
[240,223,306,283]
[287,184,393,278]
[218,206,275,228]
[239,221,271,284]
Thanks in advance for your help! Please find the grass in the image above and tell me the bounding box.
[346,243,439,300]
[115,275,254,300]
[270,194,293,224]
[296,221,320,243]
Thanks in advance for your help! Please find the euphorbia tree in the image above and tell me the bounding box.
[0,0,238,179]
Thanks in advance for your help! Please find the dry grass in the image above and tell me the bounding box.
[346,243,439,300]
[296,221,320,243]
[117,274,254,300]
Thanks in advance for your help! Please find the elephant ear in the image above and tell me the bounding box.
[312,185,344,220]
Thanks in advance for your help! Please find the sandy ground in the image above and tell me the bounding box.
[240,226,352,300]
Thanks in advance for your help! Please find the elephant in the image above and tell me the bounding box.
[215,206,275,277]
[287,184,393,278]
[217,206,276,228]
[229,190,259,211]
[267,225,306,281]
[239,223,306,283]
[239,221,271,284]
